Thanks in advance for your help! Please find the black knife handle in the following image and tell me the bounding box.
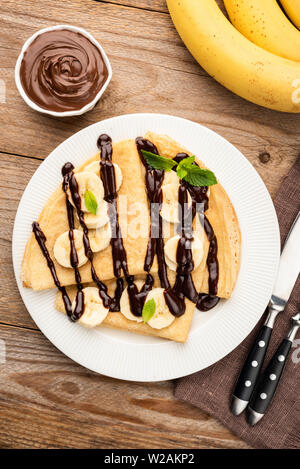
[233,325,273,402]
[248,338,292,415]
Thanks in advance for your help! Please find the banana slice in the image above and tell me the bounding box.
[53,229,88,268]
[120,283,175,329]
[163,170,178,185]
[120,280,144,323]
[66,171,104,212]
[160,183,192,224]
[85,161,123,192]
[80,200,109,229]
[73,287,109,328]
[164,234,203,272]
[146,288,175,330]
[89,223,112,253]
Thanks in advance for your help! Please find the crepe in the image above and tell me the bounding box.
[145,132,241,299]
[22,132,241,342]
[22,139,151,290]
[55,276,196,343]
[23,133,240,296]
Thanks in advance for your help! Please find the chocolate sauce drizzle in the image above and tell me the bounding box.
[98,134,153,317]
[136,143,220,314]
[32,142,123,322]
[61,161,111,320]
[32,134,219,327]
[174,153,220,310]
[32,221,74,319]
[136,138,186,317]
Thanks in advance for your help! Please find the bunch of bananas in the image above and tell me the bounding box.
[166,0,300,112]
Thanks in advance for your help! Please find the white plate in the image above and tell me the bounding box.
[12,113,280,382]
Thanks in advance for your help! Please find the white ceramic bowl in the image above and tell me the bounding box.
[15,24,112,117]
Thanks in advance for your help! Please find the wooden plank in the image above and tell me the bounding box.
[94,0,168,13]
[0,323,249,448]
[93,0,226,16]
[0,0,299,172]
[0,153,40,330]
[94,0,225,15]
[1,0,299,450]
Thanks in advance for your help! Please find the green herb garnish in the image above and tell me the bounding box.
[176,155,196,180]
[84,190,98,215]
[176,156,217,186]
[141,150,177,171]
[142,298,156,323]
[140,150,217,187]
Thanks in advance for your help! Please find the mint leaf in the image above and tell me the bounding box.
[176,155,217,186]
[84,190,98,215]
[141,150,177,172]
[183,167,217,187]
[142,298,156,323]
[176,156,195,179]
[178,155,196,168]
[141,150,218,187]
[176,166,187,179]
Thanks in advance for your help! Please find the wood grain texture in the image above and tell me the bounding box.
[0,0,299,450]
[0,153,40,331]
[94,0,168,13]
[0,324,248,448]
[0,0,299,173]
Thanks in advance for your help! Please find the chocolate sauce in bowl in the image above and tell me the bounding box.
[20,29,108,112]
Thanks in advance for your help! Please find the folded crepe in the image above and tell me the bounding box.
[22,139,152,290]
[22,133,240,297]
[55,275,196,343]
[22,132,241,342]
[145,132,241,299]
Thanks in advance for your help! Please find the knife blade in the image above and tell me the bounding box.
[272,211,300,303]
[231,211,300,416]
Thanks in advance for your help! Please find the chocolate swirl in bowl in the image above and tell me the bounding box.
[20,29,108,112]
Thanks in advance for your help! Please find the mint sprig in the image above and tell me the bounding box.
[140,150,217,187]
[142,298,156,323]
[177,156,217,186]
[141,150,177,171]
[182,166,217,186]
[84,190,98,215]
[176,155,196,180]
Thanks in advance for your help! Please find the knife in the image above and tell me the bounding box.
[231,211,300,416]
[247,310,300,425]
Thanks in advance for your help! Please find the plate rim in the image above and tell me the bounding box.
[12,112,280,382]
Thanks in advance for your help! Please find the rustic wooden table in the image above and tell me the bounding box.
[0,0,299,449]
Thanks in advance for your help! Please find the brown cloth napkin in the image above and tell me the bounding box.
[175,156,300,449]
